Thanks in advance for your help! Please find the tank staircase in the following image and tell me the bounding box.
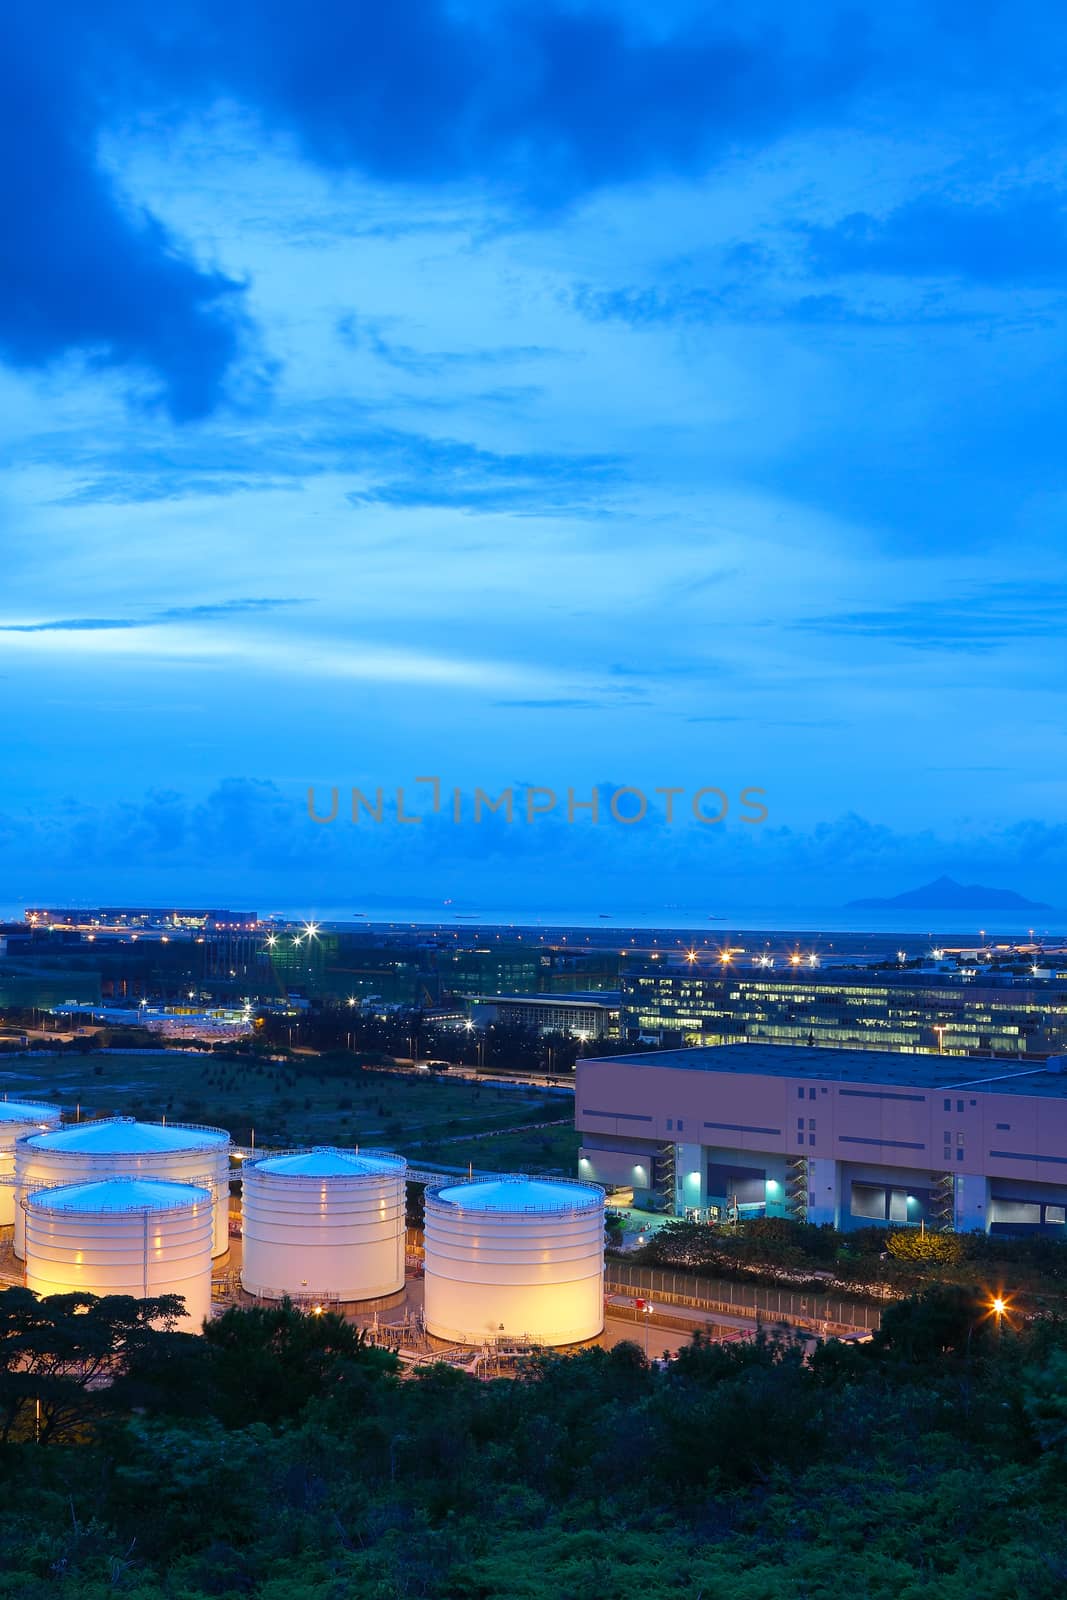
[931,1172,956,1231]
[785,1157,809,1222]
[652,1143,676,1212]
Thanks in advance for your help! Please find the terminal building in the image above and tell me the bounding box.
[576,1043,1067,1235]
[466,991,620,1039]
[621,964,1067,1058]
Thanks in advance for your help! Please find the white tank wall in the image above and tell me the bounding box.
[424,1180,605,1346]
[24,1184,214,1332]
[241,1150,407,1300]
[13,1123,231,1259]
[0,1103,62,1227]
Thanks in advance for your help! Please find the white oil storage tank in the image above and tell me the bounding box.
[424,1174,605,1347]
[13,1117,231,1259]
[24,1177,213,1331]
[241,1147,407,1302]
[0,1100,62,1226]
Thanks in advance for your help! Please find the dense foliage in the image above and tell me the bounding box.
[3,1284,1067,1596]
[630,1215,1067,1302]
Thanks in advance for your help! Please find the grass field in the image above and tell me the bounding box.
[0,1050,578,1175]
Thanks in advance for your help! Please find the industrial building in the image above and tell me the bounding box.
[622,963,1067,1058]
[576,1042,1067,1235]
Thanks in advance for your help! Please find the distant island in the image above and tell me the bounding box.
[846,875,1052,911]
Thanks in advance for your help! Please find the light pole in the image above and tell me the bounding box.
[643,1301,654,1357]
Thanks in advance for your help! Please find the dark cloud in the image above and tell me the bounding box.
[2,780,1064,908]
[0,13,251,419]
[3,2,871,414]
[162,3,863,198]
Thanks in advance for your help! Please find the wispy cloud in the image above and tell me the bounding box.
[337,314,558,378]
[795,583,1067,652]
[492,697,606,710]
[0,599,303,634]
[345,431,626,516]
[802,186,1067,286]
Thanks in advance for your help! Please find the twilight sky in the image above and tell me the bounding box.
[2,0,1066,914]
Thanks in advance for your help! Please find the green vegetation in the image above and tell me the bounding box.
[630,1215,1067,1305]
[0,1050,573,1171]
[3,1283,1067,1596]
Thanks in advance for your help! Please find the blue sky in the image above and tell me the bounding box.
[2,0,1066,914]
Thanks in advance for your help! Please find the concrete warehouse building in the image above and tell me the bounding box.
[576,1043,1067,1235]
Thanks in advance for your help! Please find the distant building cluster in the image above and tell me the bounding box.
[622,961,1067,1058]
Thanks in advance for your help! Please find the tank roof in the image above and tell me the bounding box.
[0,1100,60,1123]
[23,1116,229,1154]
[250,1147,406,1178]
[432,1175,603,1213]
[27,1177,212,1213]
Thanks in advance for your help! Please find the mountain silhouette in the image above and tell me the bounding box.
[846,875,1051,911]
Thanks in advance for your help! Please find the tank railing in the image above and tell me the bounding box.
[17,1117,231,1145]
[11,1152,230,1177]
[425,1173,605,1213]
[238,1285,349,1307]
[16,1169,223,1192]
[241,1146,407,1173]
[20,1187,214,1214]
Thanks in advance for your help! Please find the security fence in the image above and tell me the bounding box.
[606,1261,884,1334]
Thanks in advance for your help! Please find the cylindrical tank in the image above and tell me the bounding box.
[23,1176,214,1331]
[424,1174,605,1346]
[13,1118,231,1259]
[0,1101,62,1226]
[241,1147,407,1301]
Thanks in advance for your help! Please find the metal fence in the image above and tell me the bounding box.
[606,1261,884,1333]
